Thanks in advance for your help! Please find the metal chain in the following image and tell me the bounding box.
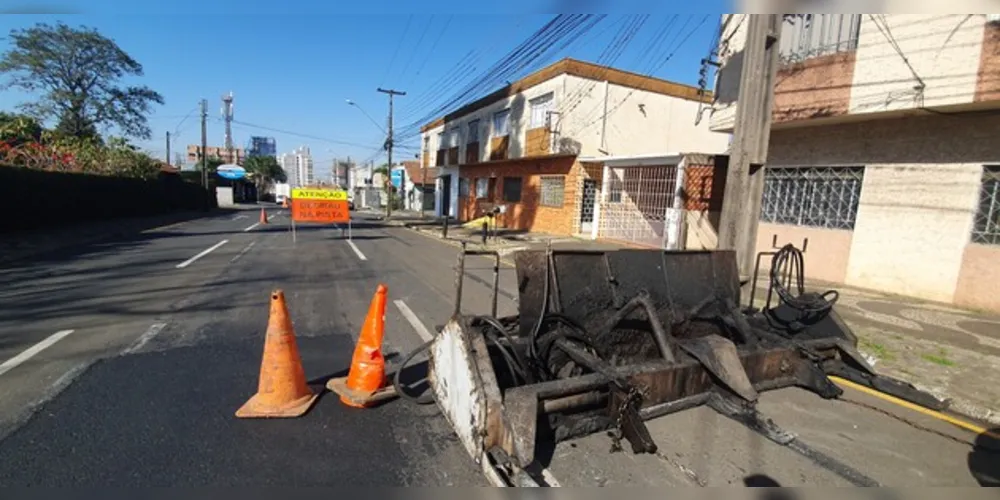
[609,385,646,453]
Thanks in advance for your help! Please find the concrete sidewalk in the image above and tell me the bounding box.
[392,215,1000,425]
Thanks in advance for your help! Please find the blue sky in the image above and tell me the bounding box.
[0,1,730,180]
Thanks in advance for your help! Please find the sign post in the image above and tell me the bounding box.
[289,187,352,243]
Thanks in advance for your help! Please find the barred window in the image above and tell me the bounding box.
[540,176,565,207]
[476,178,489,199]
[972,166,1000,245]
[760,166,864,230]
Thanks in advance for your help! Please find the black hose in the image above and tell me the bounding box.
[527,251,551,362]
[770,243,839,315]
[472,315,534,384]
[392,339,435,405]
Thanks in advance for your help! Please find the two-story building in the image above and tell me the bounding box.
[420,57,730,242]
[711,14,1000,313]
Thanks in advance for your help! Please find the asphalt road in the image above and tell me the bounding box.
[0,206,996,487]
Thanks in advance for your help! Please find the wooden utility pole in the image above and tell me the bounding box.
[166,131,171,166]
[378,87,405,218]
[716,14,782,281]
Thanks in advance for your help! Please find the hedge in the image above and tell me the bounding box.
[0,164,216,232]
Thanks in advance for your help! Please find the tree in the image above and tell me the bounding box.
[244,155,287,200]
[0,112,43,146]
[0,22,164,141]
[196,156,224,174]
[373,163,396,217]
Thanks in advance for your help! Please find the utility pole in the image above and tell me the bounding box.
[200,98,208,190]
[716,14,782,284]
[377,87,405,218]
[419,153,427,218]
[222,92,234,162]
[166,131,171,166]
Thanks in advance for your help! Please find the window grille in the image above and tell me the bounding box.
[760,166,865,230]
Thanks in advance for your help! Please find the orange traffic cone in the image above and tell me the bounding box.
[259,207,269,224]
[327,284,397,407]
[236,290,318,418]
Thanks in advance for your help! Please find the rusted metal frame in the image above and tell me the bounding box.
[453,243,503,319]
[596,292,677,363]
[497,343,830,468]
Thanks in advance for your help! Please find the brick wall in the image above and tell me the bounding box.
[458,156,579,234]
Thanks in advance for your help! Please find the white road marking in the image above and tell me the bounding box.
[347,240,367,261]
[540,468,562,487]
[393,300,433,342]
[231,214,248,221]
[0,330,75,378]
[122,323,168,355]
[176,239,229,269]
[230,240,257,263]
[243,222,260,232]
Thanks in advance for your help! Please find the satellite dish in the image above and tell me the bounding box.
[217,164,247,180]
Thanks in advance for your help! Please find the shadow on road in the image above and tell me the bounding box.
[969,427,1000,487]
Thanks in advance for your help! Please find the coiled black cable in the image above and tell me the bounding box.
[770,243,839,315]
[392,339,435,405]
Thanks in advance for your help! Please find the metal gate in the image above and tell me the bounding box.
[597,165,680,248]
[579,179,598,234]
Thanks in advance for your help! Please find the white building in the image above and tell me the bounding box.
[278,146,314,188]
[419,57,729,236]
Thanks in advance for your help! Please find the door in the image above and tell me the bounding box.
[441,174,452,218]
[579,179,597,234]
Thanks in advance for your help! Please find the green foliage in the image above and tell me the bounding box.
[244,155,286,191]
[195,156,224,174]
[0,112,43,145]
[0,22,164,140]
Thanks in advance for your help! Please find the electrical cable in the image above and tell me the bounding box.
[391,339,435,405]
[396,14,595,139]
[769,243,839,316]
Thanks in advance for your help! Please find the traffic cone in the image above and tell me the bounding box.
[327,284,397,407]
[236,289,318,418]
[259,207,269,224]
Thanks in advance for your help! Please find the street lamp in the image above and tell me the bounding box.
[346,99,387,135]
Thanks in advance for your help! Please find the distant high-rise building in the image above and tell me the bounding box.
[278,146,313,187]
[247,136,277,158]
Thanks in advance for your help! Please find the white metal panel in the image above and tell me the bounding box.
[429,320,487,463]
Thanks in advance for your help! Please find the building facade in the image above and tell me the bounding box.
[276,146,314,188]
[247,136,277,158]
[711,14,1000,313]
[420,57,729,236]
[186,145,245,164]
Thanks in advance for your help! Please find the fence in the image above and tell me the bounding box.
[0,164,213,232]
[597,165,679,248]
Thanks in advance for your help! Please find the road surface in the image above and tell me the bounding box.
[0,206,995,486]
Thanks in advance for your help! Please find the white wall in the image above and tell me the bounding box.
[435,166,460,218]
[559,75,729,157]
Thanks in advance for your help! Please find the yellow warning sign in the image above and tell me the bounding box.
[291,188,348,201]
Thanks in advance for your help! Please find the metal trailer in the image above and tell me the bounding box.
[422,243,949,487]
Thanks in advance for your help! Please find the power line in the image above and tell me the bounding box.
[412,15,454,78]
[566,15,710,138]
[399,16,433,77]
[230,120,383,150]
[395,15,598,140]
[381,15,414,87]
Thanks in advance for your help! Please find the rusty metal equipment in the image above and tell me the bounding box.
[426,243,949,487]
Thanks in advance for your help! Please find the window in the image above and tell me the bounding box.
[529,92,554,129]
[492,109,511,137]
[459,178,470,197]
[467,120,480,143]
[779,14,861,65]
[503,177,522,202]
[448,128,460,148]
[540,176,565,207]
[972,166,1000,245]
[476,178,489,199]
[759,166,864,230]
[437,132,445,150]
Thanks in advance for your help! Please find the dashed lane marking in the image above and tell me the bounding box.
[0,330,75,378]
[122,323,168,355]
[393,299,433,342]
[347,240,367,261]
[176,239,229,269]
